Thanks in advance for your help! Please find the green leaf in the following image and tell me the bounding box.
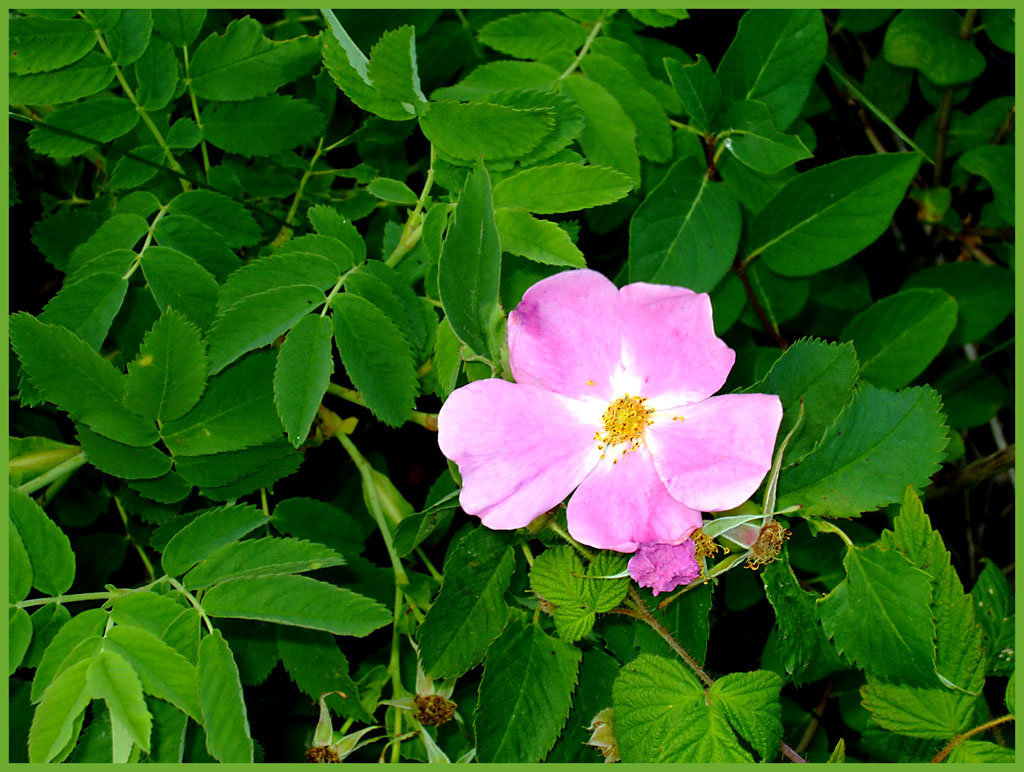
[103,626,201,721]
[628,156,741,292]
[721,100,813,174]
[491,163,633,214]
[9,487,75,597]
[27,98,140,158]
[530,545,595,642]
[10,17,96,75]
[207,284,326,374]
[128,471,192,505]
[218,252,339,313]
[330,292,417,427]
[366,176,418,205]
[10,314,157,445]
[37,265,128,350]
[106,10,152,66]
[818,543,937,685]
[902,262,1014,346]
[86,649,152,753]
[183,536,344,589]
[750,338,860,462]
[366,25,425,105]
[165,189,261,249]
[711,671,784,761]
[580,53,672,163]
[392,490,460,557]
[28,658,93,763]
[152,9,206,46]
[841,288,958,389]
[883,10,986,87]
[777,384,948,517]
[202,96,325,157]
[76,425,172,480]
[66,214,148,275]
[175,440,299,495]
[135,36,179,110]
[477,11,585,59]
[431,59,560,101]
[971,560,1015,675]
[124,310,208,424]
[277,628,371,723]
[716,9,827,130]
[110,592,198,662]
[160,350,285,456]
[189,16,320,101]
[109,145,164,191]
[307,205,366,263]
[665,54,721,134]
[31,608,108,702]
[344,261,435,365]
[437,162,504,360]
[10,606,32,675]
[9,520,32,602]
[561,75,640,185]
[418,528,515,679]
[9,52,115,105]
[947,740,1016,763]
[958,145,1014,223]
[861,680,973,739]
[495,209,585,268]
[201,574,391,637]
[547,648,620,762]
[419,101,554,163]
[197,630,254,763]
[274,314,334,447]
[749,153,922,276]
[474,619,582,762]
[161,503,268,577]
[139,246,219,332]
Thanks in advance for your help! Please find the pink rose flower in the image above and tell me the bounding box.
[627,542,702,596]
[437,269,783,583]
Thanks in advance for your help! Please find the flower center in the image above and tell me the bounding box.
[745,521,791,569]
[596,394,653,455]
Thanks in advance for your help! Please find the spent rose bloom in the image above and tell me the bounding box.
[437,269,783,593]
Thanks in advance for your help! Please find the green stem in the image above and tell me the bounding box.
[389,586,404,763]
[273,136,325,246]
[931,714,1014,763]
[386,146,435,268]
[182,44,211,178]
[123,204,169,280]
[547,519,593,559]
[16,590,117,609]
[326,383,438,431]
[16,452,87,495]
[320,275,346,317]
[415,547,443,584]
[113,495,155,582]
[815,519,854,547]
[559,14,604,80]
[669,118,706,136]
[166,576,215,634]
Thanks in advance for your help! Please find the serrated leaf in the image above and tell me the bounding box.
[10,17,96,75]
[110,592,198,662]
[492,163,632,214]
[9,520,32,602]
[189,16,320,101]
[716,9,827,130]
[135,36,178,110]
[495,209,585,268]
[28,658,93,763]
[183,536,344,589]
[419,101,554,163]
[841,288,958,389]
[106,9,152,66]
[218,251,339,312]
[711,671,784,760]
[861,680,973,739]
[202,96,325,157]
[438,162,503,360]
[750,338,860,461]
[474,619,582,762]
[152,9,205,46]
[418,528,515,678]
[76,425,172,480]
[103,626,201,722]
[971,560,1015,675]
[345,261,436,365]
[947,740,1015,763]
[160,350,285,456]
[628,156,741,292]
[9,487,75,597]
[86,649,152,753]
[27,98,140,158]
[321,16,413,121]
[366,25,425,105]
[818,543,937,685]
[665,55,721,134]
[197,630,253,763]
[165,189,260,249]
[31,608,108,702]
[561,75,640,185]
[124,310,208,424]
[174,439,296,488]
[307,205,366,263]
[127,472,193,505]
[432,59,559,101]
[139,246,219,332]
[277,628,371,723]
[201,574,390,637]
[9,52,115,105]
[777,384,947,516]
[477,11,585,59]
[748,153,922,277]
[35,266,127,350]
[274,314,334,447]
[331,292,418,427]
[67,215,148,275]
[10,606,32,675]
[161,503,268,577]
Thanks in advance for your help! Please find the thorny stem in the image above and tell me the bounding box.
[559,14,604,80]
[326,383,438,431]
[931,714,1014,763]
[182,45,211,177]
[734,258,789,349]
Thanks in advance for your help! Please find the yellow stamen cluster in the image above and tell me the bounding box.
[692,528,725,560]
[595,394,654,459]
[745,521,791,570]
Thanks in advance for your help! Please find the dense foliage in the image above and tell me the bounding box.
[8,7,1015,764]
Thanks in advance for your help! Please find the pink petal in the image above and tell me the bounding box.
[616,282,735,409]
[437,379,601,529]
[647,393,783,512]
[628,541,702,595]
[508,269,622,401]
[566,446,702,552]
